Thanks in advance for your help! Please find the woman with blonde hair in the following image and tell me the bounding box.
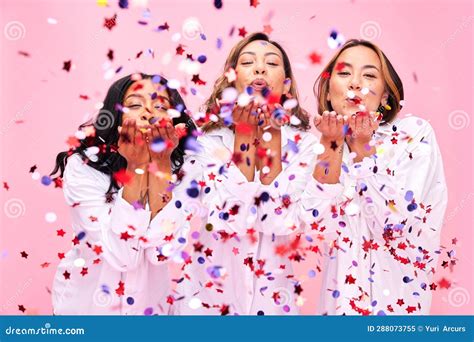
[173,32,334,315]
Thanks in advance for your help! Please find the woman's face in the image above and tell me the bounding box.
[122,79,171,127]
[234,40,291,101]
[327,45,388,116]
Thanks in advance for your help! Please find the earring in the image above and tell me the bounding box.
[376,103,391,114]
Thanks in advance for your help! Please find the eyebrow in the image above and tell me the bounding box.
[341,62,380,71]
[124,93,171,104]
[239,51,282,59]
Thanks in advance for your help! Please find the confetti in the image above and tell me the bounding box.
[308,51,322,64]
[104,14,117,31]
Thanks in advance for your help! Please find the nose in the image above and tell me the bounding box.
[140,107,155,122]
[348,77,361,91]
[254,60,266,75]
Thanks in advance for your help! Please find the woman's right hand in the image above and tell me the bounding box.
[117,119,151,170]
[314,111,347,145]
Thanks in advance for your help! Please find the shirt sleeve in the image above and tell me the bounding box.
[347,121,447,247]
[63,154,152,272]
[345,120,447,313]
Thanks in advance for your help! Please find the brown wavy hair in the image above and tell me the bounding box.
[314,39,404,125]
[201,32,310,132]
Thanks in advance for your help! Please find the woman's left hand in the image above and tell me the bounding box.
[345,111,381,147]
[146,120,179,165]
[257,103,287,135]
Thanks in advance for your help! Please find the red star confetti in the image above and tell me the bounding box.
[18,51,30,57]
[120,231,133,241]
[29,165,37,173]
[80,267,88,276]
[220,304,230,315]
[250,0,260,7]
[20,251,28,259]
[294,283,303,295]
[18,305,26,313]
[53,177,63,188]
[335,62,346,72]
[238,27,247,37]
[62,60,72,72]
[66,136,80,148]
[437,277,451,289]
[56,229,66,237]
[321,71,330,79]
[176,44,185,55]
[115,281,125,296]
[40,262,51,268]
[263,24,273,35]
[79,94,89,100]
[308,51,322,65]
[3,182,9,191]
[104,14,117,30]
[63,270,71,280]
[93,245,103,255]
[345,274,356,284]
[191,74,206,85]
[113,169,133,185]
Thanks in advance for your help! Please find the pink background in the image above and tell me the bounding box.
[0,0,472,315]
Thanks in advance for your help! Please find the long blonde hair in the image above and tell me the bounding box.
[201,32,310,132]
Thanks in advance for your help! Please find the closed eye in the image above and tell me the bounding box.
[337,72,350,76]
[364,74,376,78]
[126,104,142,109]
[155,105,169,111]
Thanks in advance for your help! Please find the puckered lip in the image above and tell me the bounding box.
[346,95,362,105]
[250,78,268,89]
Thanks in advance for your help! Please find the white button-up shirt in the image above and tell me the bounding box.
[52,153,190,315]
[173,125,320,315]
[258,116,448,315]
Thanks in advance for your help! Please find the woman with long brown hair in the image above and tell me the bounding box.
[296,39,447,315]
[173,32,329,315]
